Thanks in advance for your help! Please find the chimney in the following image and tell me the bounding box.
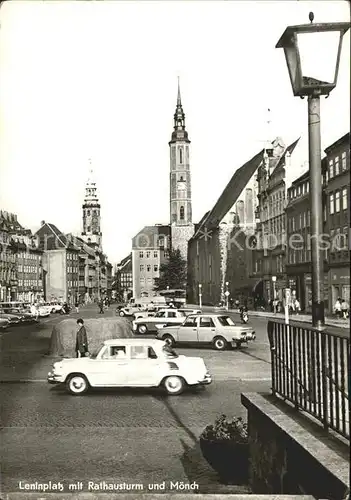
[41,220,46,226]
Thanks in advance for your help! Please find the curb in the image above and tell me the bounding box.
[187,305,349,329]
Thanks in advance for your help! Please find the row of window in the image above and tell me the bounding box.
[67,266,79,274]
[329,151,348,178]
[17,252,40,261]
[0,253,16,263]
[140,265,158,272]
[85,209,99,216]
[289,181,309,200]
[288,211,311,232]
[67,254,78,261]
[18,279,43,287]
[329,188,348,215]
[67,281,78,287]
[139,251,159,259]
[140,277,154,285]
[17,265,39,273]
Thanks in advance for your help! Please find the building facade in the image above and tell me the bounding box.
[0,211,43,302]
[81,162,102,249]
[187,148,266,306]
[251,137,300,305]
[285,165,329,313]
[132,225,170,299]
[115,254,133,301]
[169,81,195,258]
[35,222,80,303]
[324,132,350,307]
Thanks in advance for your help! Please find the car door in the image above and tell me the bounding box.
[197,316,217,343]
[127,345,161,386]
[176,315,199,343]
[89,345,130,386]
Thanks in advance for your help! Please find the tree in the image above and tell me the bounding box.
[153,248,187,292]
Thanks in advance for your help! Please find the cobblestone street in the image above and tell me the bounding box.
[0,305,273,495]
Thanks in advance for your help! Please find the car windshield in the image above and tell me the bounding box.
[90,343,105,359]
[155,312,166,318]
[217,316,235,326]
[162,344,178,358]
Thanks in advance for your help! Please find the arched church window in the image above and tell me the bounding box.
[179,148,183,164]
[87,210,91,216]
[180,206,185,220]
[87,226,91,232]
[179,176,184,181]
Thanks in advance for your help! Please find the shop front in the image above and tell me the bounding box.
[329,268,350,308]
[304,273,329,314]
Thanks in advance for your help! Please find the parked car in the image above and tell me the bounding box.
[178,308,202,315]
[50,302,64,313]
[155,314,256,350]
[118,304,146,317]
[0,309,25,325]
[0,317,10,329]
[47,338,212,396]
[133,309,187,334]
[37,304,51,317]
[3,307,37,323]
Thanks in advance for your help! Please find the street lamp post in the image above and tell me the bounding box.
[198,283,202,308]
[276,14,349,329]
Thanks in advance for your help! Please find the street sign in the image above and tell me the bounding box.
[225,291,230,296]
[272,276,277,282]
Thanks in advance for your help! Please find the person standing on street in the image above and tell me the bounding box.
[98,299,104,314]
[341,299,349,319]
[75,319,88,358]
[75,301,79,314]
[334,298,342,318]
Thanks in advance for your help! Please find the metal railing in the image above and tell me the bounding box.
[268,319,350,440]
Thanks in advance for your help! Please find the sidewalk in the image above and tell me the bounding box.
[187,304,349,329]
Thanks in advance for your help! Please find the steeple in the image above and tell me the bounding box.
[170,77,189,143]
[82,158,102,248]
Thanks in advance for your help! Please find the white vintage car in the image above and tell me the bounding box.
[118,304,146,317]
[133,308,187,334]
[47,338,212,395]
[155,314,256,350]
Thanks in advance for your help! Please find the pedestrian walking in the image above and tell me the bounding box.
[341,299,349,319]
[98,299,104,314]
[75,301,79,314]
[30,302,39,321]
[75,319,88,358]
[294,299,301,315]
[334,298,342,318]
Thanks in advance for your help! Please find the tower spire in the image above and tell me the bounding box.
[177,76,181,106]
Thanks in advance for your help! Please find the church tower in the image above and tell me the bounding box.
[169,78,194,259]
[82,159,102,249]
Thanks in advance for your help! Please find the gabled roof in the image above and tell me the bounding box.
[132,225,171,249]
[193,149,264,238]
[324,132,350,155]
[35,223,79,251]
[270,138,300,177]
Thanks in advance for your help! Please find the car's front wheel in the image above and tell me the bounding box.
[137,324,147,334]
[66,374,89,395]
[163,376,185,395]
[212,336,227,351]
[162,334,175,347]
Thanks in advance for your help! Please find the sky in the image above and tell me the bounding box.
[0,0,349,266]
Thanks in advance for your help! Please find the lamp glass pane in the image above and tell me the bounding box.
[297,31,340,84]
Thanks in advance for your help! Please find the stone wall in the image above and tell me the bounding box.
[171,225,195,261]
[241,393,349,499]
